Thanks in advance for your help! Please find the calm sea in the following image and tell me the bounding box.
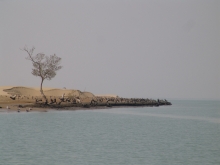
[0,100,219,165]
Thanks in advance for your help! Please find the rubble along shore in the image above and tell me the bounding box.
[0,98,171,112]
[20,98,172,110]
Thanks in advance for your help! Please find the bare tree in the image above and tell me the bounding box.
[22,46,62,104]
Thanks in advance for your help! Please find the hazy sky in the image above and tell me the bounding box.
[0,0,219,99]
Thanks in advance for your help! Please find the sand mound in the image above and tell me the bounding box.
[95,94,119,98]
[1,86,95,99]
[0,86,96,106]
[3,87,40,96]
[0,86,14,96]
[44,89,95,99]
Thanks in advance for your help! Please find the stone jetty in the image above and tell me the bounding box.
[22,96,172,109]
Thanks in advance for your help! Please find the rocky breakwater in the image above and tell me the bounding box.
[27,96,171,109]
[92,97,172,107]
[6,92,172,109]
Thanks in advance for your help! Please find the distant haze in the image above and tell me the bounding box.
[0,0,219,100]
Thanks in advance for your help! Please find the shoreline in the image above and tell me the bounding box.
[0,102,171,113]
[0,86,172,113]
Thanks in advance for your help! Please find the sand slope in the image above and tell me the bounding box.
[0,86,14,96]
[3,86,40,96]
[0,86,96,108]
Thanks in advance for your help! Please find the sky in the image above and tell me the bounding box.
[0,0,219,100]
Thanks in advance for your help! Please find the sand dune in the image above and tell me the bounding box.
[3,86,40,96]
[0,86,14,96]
[1,86,94,97]
[0,86,95,109]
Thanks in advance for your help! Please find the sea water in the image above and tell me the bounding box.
[0,100,219,165]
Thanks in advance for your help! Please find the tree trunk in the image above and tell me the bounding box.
[40,78,48,104]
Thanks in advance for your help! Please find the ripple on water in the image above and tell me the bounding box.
[0,100,220,165]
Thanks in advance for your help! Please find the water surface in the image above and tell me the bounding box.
[0,100,219,165]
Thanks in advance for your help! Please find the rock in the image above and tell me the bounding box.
[83,104,90,108]
[106,104,112,107]
[18,105,24,108]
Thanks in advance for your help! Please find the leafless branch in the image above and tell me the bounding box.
[22,46,62,104]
